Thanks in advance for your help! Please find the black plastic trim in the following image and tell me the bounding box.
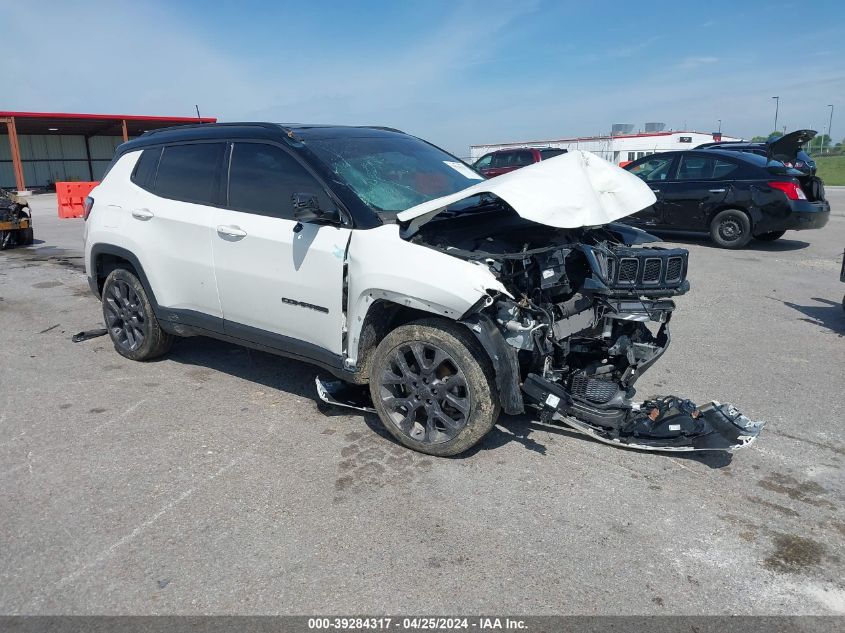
[462,313,524,415]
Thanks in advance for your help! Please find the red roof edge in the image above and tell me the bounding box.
[0,111,217,123]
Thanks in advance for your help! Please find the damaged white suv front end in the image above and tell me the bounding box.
[324,150,764,455]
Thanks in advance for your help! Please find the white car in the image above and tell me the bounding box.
[84,123,763,456]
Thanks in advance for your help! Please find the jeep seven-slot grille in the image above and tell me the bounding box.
[598,248,688,291]
[665,257,683,282]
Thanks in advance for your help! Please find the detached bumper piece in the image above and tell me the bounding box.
[315,376,376,414]
[523,374,764,452]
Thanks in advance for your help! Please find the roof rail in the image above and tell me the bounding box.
[357,125,404,133]
[141,122,282,137]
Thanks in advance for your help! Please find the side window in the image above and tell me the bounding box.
[513,150,534,166]
[474,154,493,170]
[154,143,225,205]
[711,159,739,179]
[228,142,332,219]
[628,156,674,182]
[130,147,161,190]
[677,155,739,180]
[491,152,512,168]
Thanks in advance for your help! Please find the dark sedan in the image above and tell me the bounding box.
[622,149,829,248]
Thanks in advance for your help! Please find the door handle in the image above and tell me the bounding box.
[216,225,247,238]
[131,208,154,221]
[709,188,726,193]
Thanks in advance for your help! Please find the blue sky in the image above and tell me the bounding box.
[2,0,844,155]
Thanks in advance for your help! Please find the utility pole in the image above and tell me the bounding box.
[772,96,779,133]
[827,104,834,154]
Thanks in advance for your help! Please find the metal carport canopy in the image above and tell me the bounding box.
[0,111,217,192]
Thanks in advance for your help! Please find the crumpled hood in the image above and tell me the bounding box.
[397,150,656,232]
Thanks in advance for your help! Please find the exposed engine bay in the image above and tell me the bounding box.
[406,203,764,452]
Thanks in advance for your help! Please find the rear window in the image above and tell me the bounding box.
[540,149,566,160]
[130,148,161,190]
[154,143,225,205]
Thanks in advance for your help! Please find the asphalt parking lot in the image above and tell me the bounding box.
[1,191,844,615]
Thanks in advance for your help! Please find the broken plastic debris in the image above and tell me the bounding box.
[71,328,108,343]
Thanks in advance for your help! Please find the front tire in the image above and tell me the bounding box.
[755,230,786,242]
[102,268,173,361]
[369,319,500,456]
[710,209,752,249]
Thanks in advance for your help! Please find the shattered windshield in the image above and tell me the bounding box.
[306,136,484,214]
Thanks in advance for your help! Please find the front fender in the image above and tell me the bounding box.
[345,224,508,366]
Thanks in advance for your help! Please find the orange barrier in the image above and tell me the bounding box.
[56,181,99,218]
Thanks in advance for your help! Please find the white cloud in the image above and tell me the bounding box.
[677,56,720,69]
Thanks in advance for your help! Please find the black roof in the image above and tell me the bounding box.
[115,122,408,156]
[696,141,761,149]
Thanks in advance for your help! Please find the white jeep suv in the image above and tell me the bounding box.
[84,123,762,456]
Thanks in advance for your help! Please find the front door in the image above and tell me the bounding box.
[661,154,737,229]
[211,142,352,357]
[626,154,676,226]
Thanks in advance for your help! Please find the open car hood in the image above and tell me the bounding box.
[767,129,816,162]
[397,150,657,233]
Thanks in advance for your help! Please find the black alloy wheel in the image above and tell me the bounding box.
[369,319,500,456]
[101,268,173,361]
[104,278,147,352]
[377,341,470,445]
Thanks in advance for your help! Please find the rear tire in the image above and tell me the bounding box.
[17,227,33,246]
[369,318,500,457]
[102,268,173,361]
[755,230,786,242]
[710,209,752,249]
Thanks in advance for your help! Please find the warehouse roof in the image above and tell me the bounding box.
[0,111,217,136]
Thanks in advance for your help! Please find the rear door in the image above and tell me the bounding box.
[124,142,225,320]
[211,141,352,356]
[625,154,677,226]
[661,153,738,229]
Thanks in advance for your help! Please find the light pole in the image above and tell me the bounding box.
[826,104,834,154]
[772,96,779,134]
[717,119,722,133]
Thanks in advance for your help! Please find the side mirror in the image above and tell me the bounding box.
[292,192,340,224]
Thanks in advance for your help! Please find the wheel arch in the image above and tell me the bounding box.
[89,244,159,308]
[706,204,759,230]
[348,294,524,415]
[347,295,471,384]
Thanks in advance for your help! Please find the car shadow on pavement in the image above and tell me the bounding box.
[165,337,734,466]
[167,336,321,400]
[771,296,845,336]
